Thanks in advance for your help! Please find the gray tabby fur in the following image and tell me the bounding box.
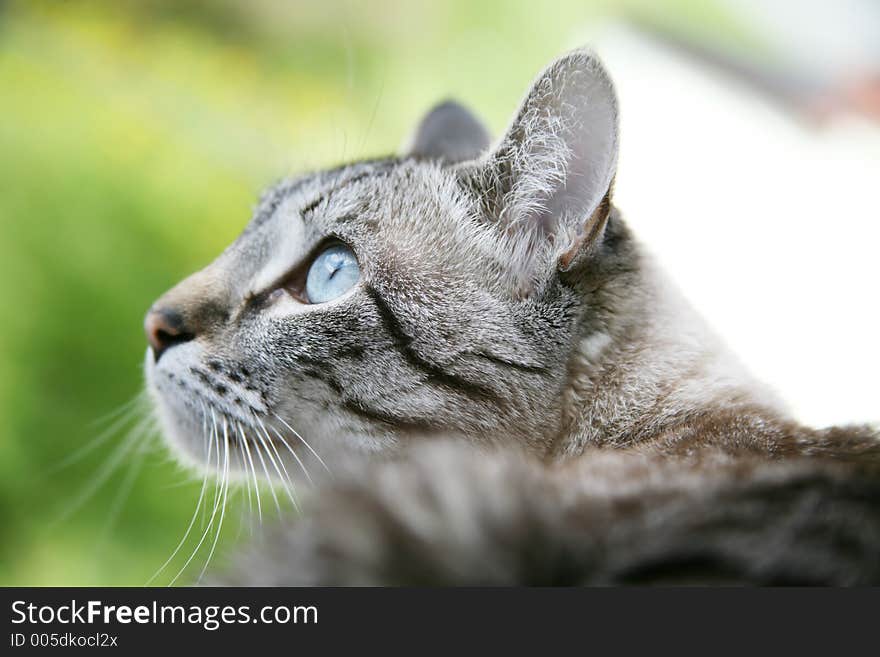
[143,49,880,585]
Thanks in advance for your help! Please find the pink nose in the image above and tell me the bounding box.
[144,307,193,362]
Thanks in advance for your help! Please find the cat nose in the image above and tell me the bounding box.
[144,307,194,362]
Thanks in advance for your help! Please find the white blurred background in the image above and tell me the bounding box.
[586,15,879,428]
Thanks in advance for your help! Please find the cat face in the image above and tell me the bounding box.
[144,49,621,480]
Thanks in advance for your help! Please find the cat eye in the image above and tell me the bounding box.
[304,243,360,303]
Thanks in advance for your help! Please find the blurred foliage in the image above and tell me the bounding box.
[0,0,740,585]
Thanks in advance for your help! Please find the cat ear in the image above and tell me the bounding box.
[403,100,492,163]
[461,49,619,272]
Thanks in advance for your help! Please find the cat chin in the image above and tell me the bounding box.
[146,396,205,472]
[144,381,206,470]
[148,394,268,481]
[144,352,328,484]
[143,350,222,475]
[144,347,249,470]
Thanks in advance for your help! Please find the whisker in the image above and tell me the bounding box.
[204,408,222,530]
[87,392,144,429]
[266,423,314,487]
[272,413,331,475]
[234,421,258,524]
[168,411,224,586]
[196,418,231,584]
[236,421,262,525]
[51,416,150,526]
[49,400,142,474]
[99,442,148,541]
[253,414,301,513]
[243,422,282,518]
[146,403,214,586]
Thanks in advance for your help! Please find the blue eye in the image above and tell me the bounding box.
[305,243,360,303]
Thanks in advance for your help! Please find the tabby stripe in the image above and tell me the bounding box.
[301,366,344,394]
[364,285,500,402]
[301,163,399,219]
[470,351,549,374]
[341,399,442,431]
[302,363,440,430]
[296,344,364,376]
[247,177,313,233]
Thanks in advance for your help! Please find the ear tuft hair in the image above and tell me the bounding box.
[460,49,619,282]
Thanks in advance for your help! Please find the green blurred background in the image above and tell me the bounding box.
[0,0,751,585]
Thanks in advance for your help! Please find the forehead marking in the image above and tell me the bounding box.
[300,165,399,222]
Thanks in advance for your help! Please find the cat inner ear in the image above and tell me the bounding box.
[403,100,492,163]
[461,49,619,275]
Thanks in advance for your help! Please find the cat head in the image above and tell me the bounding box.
[144,49,626,480]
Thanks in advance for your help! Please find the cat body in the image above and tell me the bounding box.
[219,441,880,585]
[143,49,880,585]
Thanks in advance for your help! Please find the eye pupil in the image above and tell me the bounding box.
[305,243,360,303]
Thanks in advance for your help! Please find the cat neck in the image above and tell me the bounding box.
[553,214,788,457]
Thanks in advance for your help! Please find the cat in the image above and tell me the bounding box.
[143,49,880,585]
